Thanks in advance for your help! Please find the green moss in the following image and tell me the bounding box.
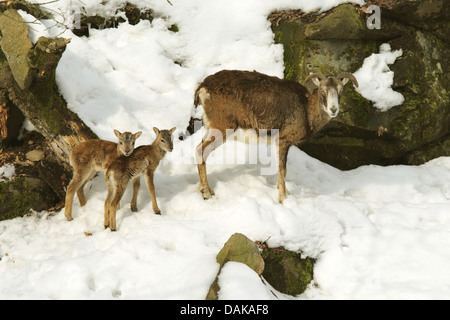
[0,177,59,221]
[0,178,36,220]
[168,24,179,33]
[261,247,314,296]
[27,37,73,136]
[340,85,372,128]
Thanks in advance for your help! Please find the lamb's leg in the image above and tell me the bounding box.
[77,169,96,207]
[104,181,113,229]
[130,177,140,212]
[65,171,87,221]
[145,170,160,215]
[108,178,127,231]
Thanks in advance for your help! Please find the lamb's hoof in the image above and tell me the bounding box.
[65,216,73,222]
[200,186,214,200]
[154,211,161,215]
[131,204,138,212]
[278,194,287,203]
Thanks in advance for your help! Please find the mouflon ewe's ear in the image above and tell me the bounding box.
[303,73,325,87]
[337,72,359,88]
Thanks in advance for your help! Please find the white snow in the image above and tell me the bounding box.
[0,164,15,182]
[353,43,405,111]
[1,0,449,300]
[218,262,274,300]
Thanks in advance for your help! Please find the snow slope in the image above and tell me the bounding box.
[1,0,449,300]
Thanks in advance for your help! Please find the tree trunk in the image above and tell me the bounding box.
[0,90,25,148]
[0,8,98,173]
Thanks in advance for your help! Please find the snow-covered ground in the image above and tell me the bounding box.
[1,0,449,299]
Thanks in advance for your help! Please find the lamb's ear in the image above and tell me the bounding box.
[134,131,142,139]
[113,129,121,138]
[153,127,160,135]
[169,127,176,134]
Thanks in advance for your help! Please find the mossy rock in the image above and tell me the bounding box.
[261,247,314,296]
[216,233,265,274]
[0,177,59,221]
[206,233,265,300]
[271,2,450,169]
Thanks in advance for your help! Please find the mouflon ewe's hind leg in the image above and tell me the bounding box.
[276,142,291,203]
[195,129,226,199]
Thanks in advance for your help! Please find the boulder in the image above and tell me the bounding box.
[271,1,450,169]
[261,246,314,296]
[206,233,265,300]
[0,176,59,221]
[205,234,316,299]
[26,149,45,162]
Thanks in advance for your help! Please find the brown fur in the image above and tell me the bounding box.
[104,127,175,231]
[64,130,142,221]
[194,69,357,203]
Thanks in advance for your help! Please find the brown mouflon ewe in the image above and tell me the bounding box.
[65,130,142,221]
[104,127,176,231]
[194,70,358,203]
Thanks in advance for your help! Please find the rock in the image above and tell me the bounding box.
[206,233,265,300]
[216,233,265,275]
[0,9,34,90]
[271,1,450,169]
[261,246,314,296]
[26,149,45,162]
[0,176,59,221]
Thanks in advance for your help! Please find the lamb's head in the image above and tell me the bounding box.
[304,73,359,118]
[114,129,142,156]
[153,127,176,152]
